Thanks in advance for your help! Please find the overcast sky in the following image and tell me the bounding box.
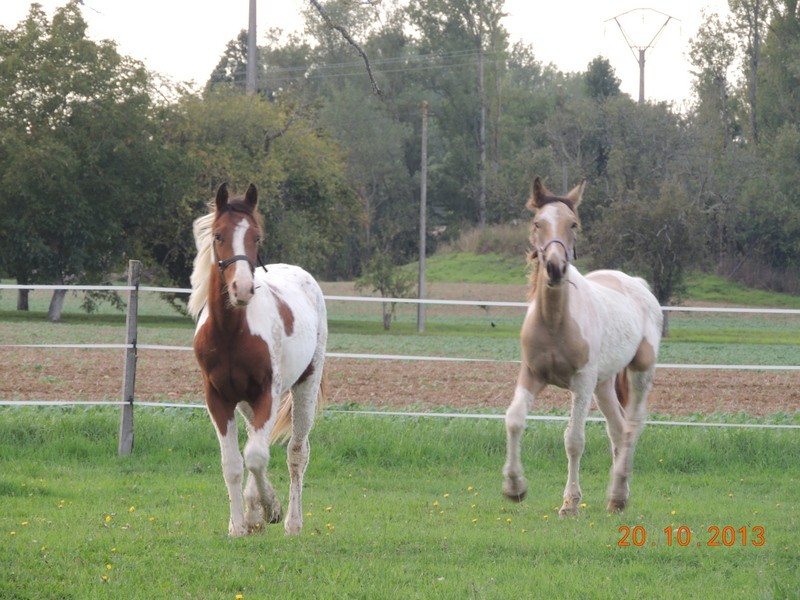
[2,1,729,106]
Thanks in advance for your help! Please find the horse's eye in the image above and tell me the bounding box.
[533,222,541,230]
[213,233,222,242]
[571,223,578,230]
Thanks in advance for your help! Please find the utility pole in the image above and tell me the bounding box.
[246,0,257,95]
[417,101,429,333]
[606,8,677,104]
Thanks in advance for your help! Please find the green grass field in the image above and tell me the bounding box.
[1,407,797,599]
[1,257,799,597]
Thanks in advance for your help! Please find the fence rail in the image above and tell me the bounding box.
[2,265,799,450]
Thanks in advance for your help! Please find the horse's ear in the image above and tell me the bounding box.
[244,183,258,210]
[215,183,229,212]
[566,179,586,209]
[527,176,551,211]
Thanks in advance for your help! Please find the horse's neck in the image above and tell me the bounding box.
[206,270,245,330]
[533,266,574,328]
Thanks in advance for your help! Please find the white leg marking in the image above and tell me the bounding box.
[217,417,246,537]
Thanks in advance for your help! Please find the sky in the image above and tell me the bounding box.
[1,0,730,106]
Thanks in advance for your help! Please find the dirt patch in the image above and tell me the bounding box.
[2,347,797,417]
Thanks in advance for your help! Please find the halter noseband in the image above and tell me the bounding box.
[537,237,577,262]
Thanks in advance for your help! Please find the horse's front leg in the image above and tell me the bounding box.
[503,367,544,502]
[240,396,283,532]
[205,388,247,537]
[559,380,593,517]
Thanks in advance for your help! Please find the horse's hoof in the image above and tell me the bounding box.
[228,524,248,538]
[607,499,626,513]
[284,519,302,536]
[268,508,283,524]
[502,481,527,502]
[558,506,579,518]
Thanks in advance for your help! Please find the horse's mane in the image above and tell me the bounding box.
[188,208,215,319]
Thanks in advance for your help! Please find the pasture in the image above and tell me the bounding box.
[1,408,798,599]
[1,272,799,598]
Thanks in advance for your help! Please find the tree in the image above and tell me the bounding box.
[153,89,363,294]
[728,0,773,145]
[584,56,621,100]
[406,0,509,228]
[0,2,185,320]
[589,180,704,334]
[689,10,740,149]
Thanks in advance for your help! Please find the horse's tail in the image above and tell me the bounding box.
[614,368,629,410]
[269,369,327,446]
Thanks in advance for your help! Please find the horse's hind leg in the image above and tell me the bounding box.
[503,367,544,502]
[284,374,321,536]
[595,378,628,509]
[239,402,283,531]
[607,368,653,512]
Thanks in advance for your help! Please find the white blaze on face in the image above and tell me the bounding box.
[230,218,254,305]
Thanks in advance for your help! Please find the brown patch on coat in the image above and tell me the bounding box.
[194,321,275,433]
[269,286,295,336]
[629,338,657,372]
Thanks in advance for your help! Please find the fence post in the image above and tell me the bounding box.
[118,260,140,456]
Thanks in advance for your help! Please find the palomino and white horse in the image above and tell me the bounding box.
[503,177,662,515]
[189,183,327,537]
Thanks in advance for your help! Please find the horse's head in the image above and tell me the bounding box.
[527,177,585,287]
[212,182,264,307]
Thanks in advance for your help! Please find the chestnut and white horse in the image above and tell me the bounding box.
[189,183,327,537]
[503,177,662,515]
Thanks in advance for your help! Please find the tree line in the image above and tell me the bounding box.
[1,0,798,320]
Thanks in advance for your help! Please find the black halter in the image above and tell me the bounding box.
[216,253,268,273]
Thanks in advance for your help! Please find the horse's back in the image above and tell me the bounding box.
[583,269,662,374]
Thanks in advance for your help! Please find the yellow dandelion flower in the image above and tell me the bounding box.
[670,510,677,516]
[442,493,449,498]
[128,506,136,513]
[506,518,512,524]
[325,506,333,512]
[467,486,474,491]
[101,575,109,583]
[728,493,734,498]
[148,517,156,522]
[105,515,112,523]
[542,515,549,520]
[236,595,244,600]
[432,500,440,507]
[10,531,16,536]
[106,564,113,571]
[21,521,29,526]
[305,512,314,517]
[471,518,478,523]
[579,503,588,508]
